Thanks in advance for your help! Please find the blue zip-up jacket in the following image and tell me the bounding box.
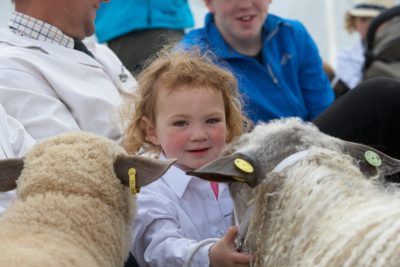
[95,0,194,43]
[180,13,334,123]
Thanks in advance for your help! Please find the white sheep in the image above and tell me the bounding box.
[189,118,400,267]
[0,132,174,267]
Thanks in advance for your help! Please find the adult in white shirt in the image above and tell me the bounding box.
[0,103,35,215]
[0,0,136,142]
[335,0,394,90]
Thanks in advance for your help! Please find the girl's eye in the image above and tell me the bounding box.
[173,120,188,127]
[206,118,221,124]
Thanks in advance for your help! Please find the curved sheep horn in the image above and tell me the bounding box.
[187,153,258,188]
[0,158,24,191]
[114,155,175,191]
[342,141,400,179]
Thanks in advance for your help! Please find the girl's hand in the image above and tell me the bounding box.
[209,226,251,267]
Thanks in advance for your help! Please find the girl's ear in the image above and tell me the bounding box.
[140,116,160,145]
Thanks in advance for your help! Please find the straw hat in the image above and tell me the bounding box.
[348,0,396,17]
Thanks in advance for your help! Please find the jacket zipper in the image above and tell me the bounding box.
[267,63,278,84]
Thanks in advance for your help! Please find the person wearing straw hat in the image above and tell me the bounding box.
[335,0,395,90]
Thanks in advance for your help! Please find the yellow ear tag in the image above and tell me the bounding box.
[128,168,140,194]
[234,158,254,173]
[233,176,246,183]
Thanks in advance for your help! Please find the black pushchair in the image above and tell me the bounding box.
[363,5,400,80]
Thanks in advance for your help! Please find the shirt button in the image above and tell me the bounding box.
[215,229,225,237]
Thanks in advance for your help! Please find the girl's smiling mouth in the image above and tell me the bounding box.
[188,148,209,155]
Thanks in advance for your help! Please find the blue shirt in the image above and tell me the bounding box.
[181,13,334,123]
[95,0,194,43]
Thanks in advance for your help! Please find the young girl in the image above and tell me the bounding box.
[123,49,252,266]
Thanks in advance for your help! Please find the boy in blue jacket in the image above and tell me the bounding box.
[181,0,334,123]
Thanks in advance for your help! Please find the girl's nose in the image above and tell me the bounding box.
[190,126,208,142]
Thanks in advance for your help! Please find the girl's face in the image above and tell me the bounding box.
[142,86,227,171]
[205,0,271,49]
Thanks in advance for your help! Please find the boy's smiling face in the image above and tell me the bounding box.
[142,86,227,171]
[205,0,270,52]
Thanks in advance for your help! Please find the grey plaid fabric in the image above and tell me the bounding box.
[9,12,74,49]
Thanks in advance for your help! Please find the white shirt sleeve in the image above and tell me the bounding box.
[0,71,82,141]
[0,104,35,159]
[0,104,35,216]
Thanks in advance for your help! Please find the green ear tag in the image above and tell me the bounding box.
[364,151,382,167]
[234,158,254,173]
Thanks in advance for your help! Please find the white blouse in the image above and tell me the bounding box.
[131,163,233,267]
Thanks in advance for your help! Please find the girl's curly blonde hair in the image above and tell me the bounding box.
[121,47,251,155]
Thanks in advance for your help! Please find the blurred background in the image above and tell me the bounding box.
[1,0,399,66]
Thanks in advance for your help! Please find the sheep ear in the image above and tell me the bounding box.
[187,153,258,187]
[0,158,24,191]
[342,141,400,179]
[114,155,175,192]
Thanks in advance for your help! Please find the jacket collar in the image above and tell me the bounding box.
[0,29,100,67]
[162,164,193,198]
[159,153,229,199]
[158,154,193,198]
[9,12,74,49]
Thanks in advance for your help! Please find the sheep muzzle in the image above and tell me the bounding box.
[187,153,258,187]
[0,158,24,191]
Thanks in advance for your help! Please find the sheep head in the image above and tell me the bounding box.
[0,132,175,266]
[188,118,400,242]
[0,132,175,200]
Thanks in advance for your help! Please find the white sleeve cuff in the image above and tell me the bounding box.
[183,238,219,267]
